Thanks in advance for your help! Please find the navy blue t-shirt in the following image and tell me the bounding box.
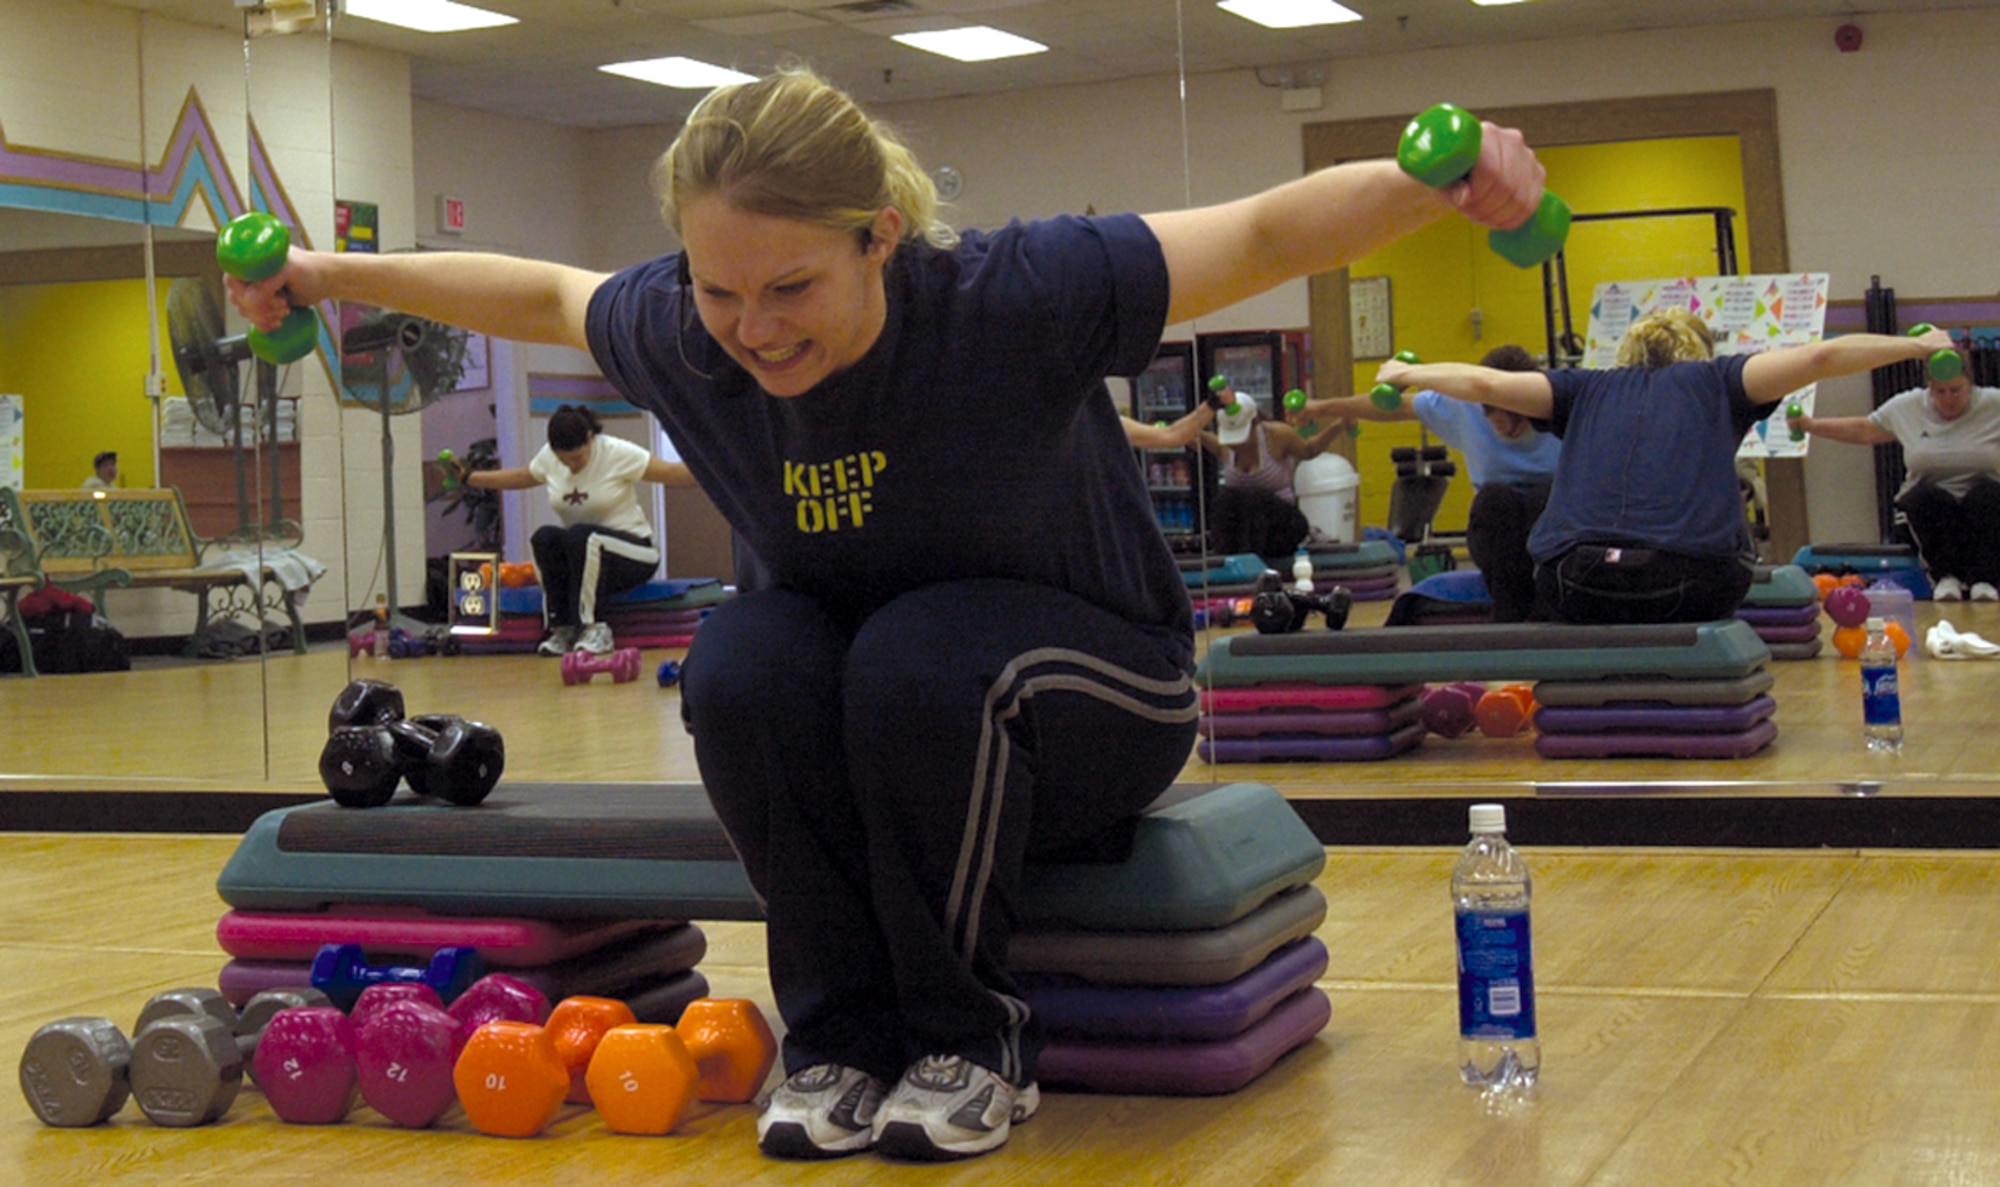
[585,213,1192,664]
[1528,355,1759,563]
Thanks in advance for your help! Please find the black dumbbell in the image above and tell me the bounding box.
[388,714,505,806]
[320,725,403,808]
[310,944,486,1012]
[319,713,504,808]
[328,678,405,732]
[1249,569,1353,634]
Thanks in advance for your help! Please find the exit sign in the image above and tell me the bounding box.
[437,195,466,235]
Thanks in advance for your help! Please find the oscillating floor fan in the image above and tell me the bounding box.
[339,307,469,629]
[166,277,287,535]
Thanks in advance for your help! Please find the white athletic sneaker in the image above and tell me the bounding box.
[756,1064,887,1160]
[574,622,615,655]
[1973,582,2000,603]
[536,625,578,656]
[1934,576,1966,602]
[872,1055,1039,1162]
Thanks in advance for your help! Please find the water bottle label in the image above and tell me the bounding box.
[1457,908,1536,1041]
[1862,665,1901,726]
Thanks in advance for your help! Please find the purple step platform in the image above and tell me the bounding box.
[1199,722,1425,763]
[1736,604,1820,628]
[1037,985,1331,1096]
[1023,937,1328,1043]
[1201,684,1420,714]
[1534,694,1778,736]
[1748,622,1822,645]
[1201,698,1423,739]
[1535,717,1779,759]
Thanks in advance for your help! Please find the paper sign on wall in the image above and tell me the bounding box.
[0,395,21,492]
[1583,273,1831,459]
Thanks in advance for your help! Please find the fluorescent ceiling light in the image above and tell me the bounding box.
[892,26,1048,62]
[1470,0,1531,6]
[600,57,759,89]
[1217,0,1363,29]
[342,0,516,34]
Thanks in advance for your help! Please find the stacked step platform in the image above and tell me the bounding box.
[1186,541,1405,622]
[1197,618,1777,761]
[455,578,729,655]
[1792,542,1933,599]
[216,780,1331,1097]
[1736,564,1823,660]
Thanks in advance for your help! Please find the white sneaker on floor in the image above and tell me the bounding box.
[1973,582,2000,603]
[1934,576,1965,602]
[536,625,578,656]
[756,1064,887,1160]
[573,622,615,654]
[872,1055,1039,1162]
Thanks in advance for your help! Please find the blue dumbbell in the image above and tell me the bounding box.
[657,660,682,687]
[309,944,485,1012]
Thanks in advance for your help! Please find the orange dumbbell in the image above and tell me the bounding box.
[1475,684,1537,738]
[452,1021,571,1138]
[674,998,779,1104]
[545,996,638,1106]
[584,1024,703,1136]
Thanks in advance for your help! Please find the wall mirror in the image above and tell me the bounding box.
[4,2,1980,822]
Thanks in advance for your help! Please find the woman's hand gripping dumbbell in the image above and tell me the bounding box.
[1399,103,1570,268]
[216,211,320,365]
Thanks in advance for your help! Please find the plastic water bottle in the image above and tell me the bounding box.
[1859,616,1903,753]
[1453,803,1539,1091]
[1292,548,1314,593]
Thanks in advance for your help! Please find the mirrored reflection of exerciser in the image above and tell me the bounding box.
[448,551,501,637]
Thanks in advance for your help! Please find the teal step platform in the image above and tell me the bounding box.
[1792,543,1931,598]
[1743,564,1818,609]
[1197,618,1771,688]
[218,781,1319,931]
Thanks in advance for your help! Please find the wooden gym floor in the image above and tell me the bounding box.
[6,601,2000,1180]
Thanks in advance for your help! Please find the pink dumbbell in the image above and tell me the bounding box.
[560,647,642,686]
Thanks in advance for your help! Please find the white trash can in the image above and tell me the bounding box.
[1294,455,1360,545]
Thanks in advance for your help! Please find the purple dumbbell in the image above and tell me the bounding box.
[354,998,466,1128]
[310,943,486,1012]
[1422,682,1487,739]
[560,646,642,686]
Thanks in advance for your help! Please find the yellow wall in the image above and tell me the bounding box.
[0,279,170,490]
[1348,136,1749,535]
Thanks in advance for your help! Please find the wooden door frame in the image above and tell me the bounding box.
[1303,89,1808,557]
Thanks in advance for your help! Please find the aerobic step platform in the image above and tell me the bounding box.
[1197,618,1771,688]
[218,780,1320,931]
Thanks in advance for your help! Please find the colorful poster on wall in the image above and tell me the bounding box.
[335,200,378,253]
[1583,273,1831,459]
[0,395,21,491]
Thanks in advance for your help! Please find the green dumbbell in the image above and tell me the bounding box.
[1786,402,1805,442]
[1370,349,1422,412]
[216,212,319,365]
[1398,103,1571,269]
[1906,324,1963,383]
[1206,373,1241,414]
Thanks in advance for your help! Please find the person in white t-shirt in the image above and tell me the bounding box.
[1789,351,2000,602]
[467,403,694,653]
[81,451,118,492]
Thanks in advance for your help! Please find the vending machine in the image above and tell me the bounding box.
[1196,329,1312,414]
[1127,341,1214,555]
